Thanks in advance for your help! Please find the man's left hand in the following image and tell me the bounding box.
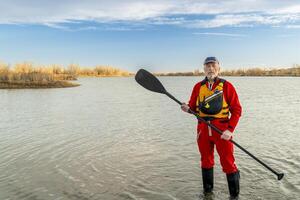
[221,130,233,140]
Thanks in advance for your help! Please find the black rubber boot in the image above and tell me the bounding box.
[226,171,240,200]
[202,168,214,195]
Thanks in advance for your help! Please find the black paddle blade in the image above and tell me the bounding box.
[135,69,167,94]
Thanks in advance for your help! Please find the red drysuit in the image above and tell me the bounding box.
[188,78,242,174]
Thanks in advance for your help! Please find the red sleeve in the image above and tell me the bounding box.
[188,82,201,112]
[223,81,242,132]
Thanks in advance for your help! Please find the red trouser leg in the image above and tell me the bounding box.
[197,121,238,174]
[215,136,238,174]
[197,123,215,169]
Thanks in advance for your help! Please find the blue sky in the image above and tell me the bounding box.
[0,0,300,72]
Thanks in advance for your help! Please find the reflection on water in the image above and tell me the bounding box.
[0,77,299,199]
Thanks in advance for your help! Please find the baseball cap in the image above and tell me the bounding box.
[204,56,219,65]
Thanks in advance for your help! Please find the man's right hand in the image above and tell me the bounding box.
[181,103,190,113]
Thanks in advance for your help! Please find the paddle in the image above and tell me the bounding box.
[135,68,284,181]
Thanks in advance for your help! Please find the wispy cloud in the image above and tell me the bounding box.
[273,4,300,14]
[43,22,70,30]
[0,0,300,30]
[286,24,300,28]
[276,34,296,38]
[184,13,300,28]
[193,32,246,37]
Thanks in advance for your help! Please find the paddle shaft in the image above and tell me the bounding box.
[164,91,284,180]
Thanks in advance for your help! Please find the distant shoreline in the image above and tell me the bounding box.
[154,74,300,77]
[153,65,300,77]
[0,81,79,89]
[1,62,299,89]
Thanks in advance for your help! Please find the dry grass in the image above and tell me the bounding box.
[0,62,79,89]
[154,65,300,77]
[0,61,130,88]
[220,65,300,76]
[79,66,130,77]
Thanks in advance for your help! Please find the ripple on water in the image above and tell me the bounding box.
[1,77,300,199]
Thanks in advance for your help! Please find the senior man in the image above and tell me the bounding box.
[181,57,242,199]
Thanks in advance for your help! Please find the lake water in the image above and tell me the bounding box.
[0,77,299,200]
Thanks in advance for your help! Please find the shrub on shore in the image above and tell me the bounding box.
[78,66,130,77]
[220,65,300,76]
[0,62,80,89]
[0,61,130,88]
[0,61,130,79]
[154,65,300,77]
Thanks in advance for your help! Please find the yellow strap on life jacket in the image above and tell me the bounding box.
[196,79,229,119]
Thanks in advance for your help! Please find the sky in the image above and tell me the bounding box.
[0,0,300,72]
